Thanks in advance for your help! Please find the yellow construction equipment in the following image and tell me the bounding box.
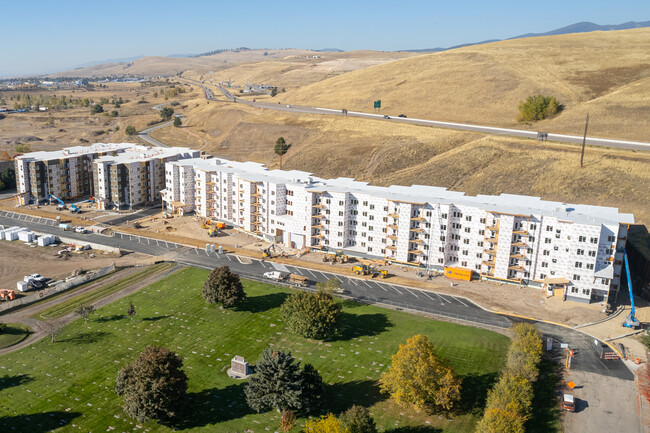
[262,244,277,258]
[323,251,349,263]
[350,264,388,278]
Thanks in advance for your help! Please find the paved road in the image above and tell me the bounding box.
[136,103,186,148]
[183,78,650,152]
[0,211,633,381]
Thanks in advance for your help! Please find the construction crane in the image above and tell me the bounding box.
[47,194,66,210]
[70,197,95,213]
[623,250,641,329]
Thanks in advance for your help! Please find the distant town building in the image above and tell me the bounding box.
[163,157,634,304]
[15,143,199,209]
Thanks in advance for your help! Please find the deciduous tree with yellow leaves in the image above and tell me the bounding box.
[380,334,461,413]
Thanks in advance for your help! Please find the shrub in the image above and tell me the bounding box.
[90,104,104,114]
[518,95,560,122]
[340,405,377,433]
[281,289,342,340]
[125,125,136,136]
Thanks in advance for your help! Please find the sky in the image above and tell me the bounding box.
[1,0,649,77]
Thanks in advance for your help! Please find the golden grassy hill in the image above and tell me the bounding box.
[150,98,650,226]
[282,28,650,141]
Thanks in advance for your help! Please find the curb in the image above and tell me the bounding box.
[573,305,625,329]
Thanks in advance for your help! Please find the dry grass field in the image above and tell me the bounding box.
[281,28,650,141]
[0,82,199,154]
[151,99,650,226]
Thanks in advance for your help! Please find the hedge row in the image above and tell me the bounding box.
[475,323,543,433]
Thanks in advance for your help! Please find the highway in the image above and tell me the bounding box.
[184,78,650,152]
[0,210,633,381]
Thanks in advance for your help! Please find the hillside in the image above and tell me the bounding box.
[281,28,650,141]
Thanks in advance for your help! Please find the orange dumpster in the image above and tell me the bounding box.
[444,267,473,281]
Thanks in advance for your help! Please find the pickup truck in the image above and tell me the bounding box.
[263,271,288,281]
[562,394,575,412]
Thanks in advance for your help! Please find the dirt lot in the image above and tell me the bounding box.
[0,238,144,292]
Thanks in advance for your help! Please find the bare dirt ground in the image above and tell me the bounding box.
[562,369,642,433]
[0,237,145,291]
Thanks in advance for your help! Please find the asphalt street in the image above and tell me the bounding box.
[184,79,650,152]
[0,211,633,381]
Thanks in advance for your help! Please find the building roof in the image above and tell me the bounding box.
[170,157,635,226]
[16,142,138,162]
[94,146,197,165]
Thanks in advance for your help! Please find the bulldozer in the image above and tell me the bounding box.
[323,250,349,263]
[350,264,388,278]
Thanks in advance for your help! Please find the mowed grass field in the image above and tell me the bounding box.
[0,267,509,433]
[0,324,30,350]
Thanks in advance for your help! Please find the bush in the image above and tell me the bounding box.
[303,414,348,432]
[90,104,104,114]
[281,289,342,340]
[0,321,6,333]
[340,405,377,433]
[125,125,136,136]
[518,95,560,122]
[115,346,188,423]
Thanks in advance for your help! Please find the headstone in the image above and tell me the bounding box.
[228,355,251,378]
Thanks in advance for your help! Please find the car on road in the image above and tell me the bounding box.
[286,105,291,108]
[398,114,407,118]
[383,115,390,119]
[74,226,87,234]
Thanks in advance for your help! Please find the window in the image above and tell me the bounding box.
[337,232,343,236]
[586,263,594,270]
[575,262,583,268]
[588,250,596,257]
[476,253,482,258]
[338,211,343,216]
[464,227,471,233]
[287,190,294,196]
[463,239,470,244]
[571,287,578,294]
[540,273,546,279]
[442,213,448,219]
[465,216,472,221]
[370,204,375,210]
[546,226,553,232]
[479,217,486,224]
[607,235,615,242]
[369,215,374,220]
[545,238,551,244]
[590,237,598,244]
[439,247,446,253]
[462,250,468,256]
[438,258,444,264]
[478,241,483,247]
[462,261,467,267]
[577,249,584,255]
[541,262,548,268]
[582,288,590,295]
[573,274,581,281]
[363,201,368,206]
[339,201,344,205]
[579,236,586,242]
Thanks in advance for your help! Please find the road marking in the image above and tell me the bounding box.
[419,290,439,303]
[362,280,373,289]
[371,281,388,292]
[453,296,469,307]
[348,278,359,286]
[305,269,317,279]
[438,294,453,304]
[401,286,419,298]
[292,268,304,275]
[193,248,199,255]
[226,255,232,261]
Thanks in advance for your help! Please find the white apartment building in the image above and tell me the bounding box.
[93,146,199,209]
[163,157,634,304]
[15,143,199,209]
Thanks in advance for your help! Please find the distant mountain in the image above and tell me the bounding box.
[73,55,144,69]
[511,21,650,39]
[400,20,650,52]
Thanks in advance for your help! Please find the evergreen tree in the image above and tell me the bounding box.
[281,289,342,340]
[274,137,288,169]
[245,348,303,413]
[173,116,182,127]
[115,346,188,423]
[202,266,246,308]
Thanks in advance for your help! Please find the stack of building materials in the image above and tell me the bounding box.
[18,231,35,242]
[37,235,56,246]
[1,227,28,241]
[0,226,20,240]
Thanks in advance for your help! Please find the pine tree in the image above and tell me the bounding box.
[245,348,303,413]
[274,137,288,169]
[202,266,246,308]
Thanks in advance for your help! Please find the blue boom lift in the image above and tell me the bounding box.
[70,197,95,213]
[623,250,641,329]
[47,194,66,210]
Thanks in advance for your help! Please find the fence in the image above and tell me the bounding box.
[0,264,116,313]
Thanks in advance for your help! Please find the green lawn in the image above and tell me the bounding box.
[0,267,510,433]
[33,263,174,321]
[0,323,31,350]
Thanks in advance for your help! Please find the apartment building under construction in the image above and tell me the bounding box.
[163,157,634,304]
[15,143,198,209]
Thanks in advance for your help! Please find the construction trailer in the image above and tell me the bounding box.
[444,267,473,282]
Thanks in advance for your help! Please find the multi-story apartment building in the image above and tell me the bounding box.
[14,143,134,203]
[15,143,199,209]
[163,157,634,304]
[93,146,199,209]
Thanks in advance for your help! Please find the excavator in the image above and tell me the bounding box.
[350,264,388,279]
[622,250,641,329]
[262,244,277,258]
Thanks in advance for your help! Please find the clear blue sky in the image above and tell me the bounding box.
[2,0,648,77]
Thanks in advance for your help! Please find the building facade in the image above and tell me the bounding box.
[163,157,633,304]
[15,143,199,209]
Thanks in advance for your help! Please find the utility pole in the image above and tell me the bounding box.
[580,113,589,168]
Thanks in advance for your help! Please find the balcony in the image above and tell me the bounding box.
[386,245,397,251]
[387,234,398,241]
[513,229,528,235]
[312,203,325,208]
[388,213,400,219]
[410,216,425,221]
[251,211,261,216]
[486,225,499,231]
[409,238,422,243]
[408,249,423,255]
[509,253,525,259]
[512,241,526,247]
[388,224,399,230]
[508,264,524,271]
[483,249,497,256]
[311,223,324,229]
[482,260,495,267]
[485,236,498,243]
[251,201,263,207]
[251,191,262,197]
[409,227,424,232]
